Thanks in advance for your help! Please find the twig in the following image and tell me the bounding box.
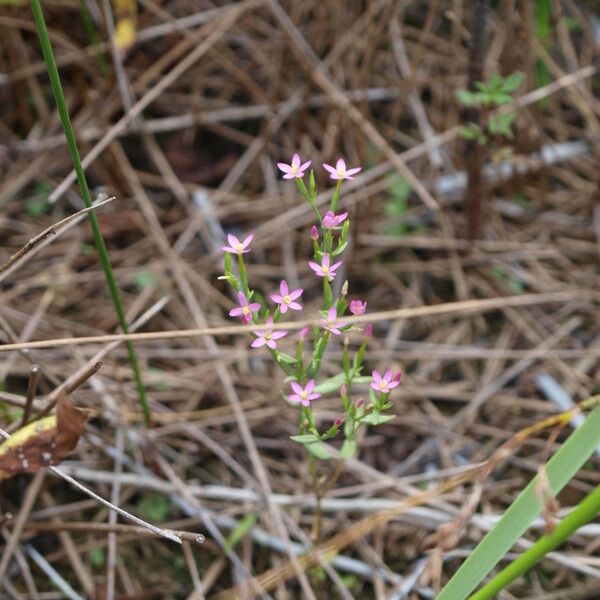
[0,290,594,351]
[21,364,39,427]
[0,196,114,279]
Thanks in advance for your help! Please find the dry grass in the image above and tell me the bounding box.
[0,0,599,597]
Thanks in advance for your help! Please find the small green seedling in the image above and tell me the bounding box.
[457,72,523,143]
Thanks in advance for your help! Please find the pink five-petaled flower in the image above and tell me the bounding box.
[323,158,362,181]
[229,291,260,322]
[222,233,254,255]
[251,317,287,349]
[277,153,311,179]
[288,379,321,407]
[322,211,348,229]
[319,306,349,335]
[308,253,342,280]
[370,369,400,394]
[349,300,367,315]
[270,280,303,314]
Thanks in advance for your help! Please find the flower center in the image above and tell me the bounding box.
[242,306,249,315]
[283,295,291,304]
[337,168,345,177]
[264,332,272,340]
[236,243,244,252]
[300,391,308,400]
[322,265,329,274]
[379,381,387,391]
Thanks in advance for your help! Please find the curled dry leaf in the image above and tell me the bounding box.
[0,390,91,479]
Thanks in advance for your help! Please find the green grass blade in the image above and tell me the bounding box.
[470,481,600,599]
[31,0,150,426]
[437,403,600,600]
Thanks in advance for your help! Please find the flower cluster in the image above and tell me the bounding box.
[219,154,401,460]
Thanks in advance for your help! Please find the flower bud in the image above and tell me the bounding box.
[334,416,344,428]
[355,398,365,409]
[340,384,347,398]
[349,300,367,315]
[364,323,373,338]
[393,371,403,383]
[341,280,348,297]
[310,225,319,240]
[299,326,310,340]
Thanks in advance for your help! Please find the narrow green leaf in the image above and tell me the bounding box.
[305,442,332,460]
[314,373,346,394]
[290,434,320,444]
[224,513,258,553]
[437,404,600,600]
[339,439,357,458]
[360,413,395,426]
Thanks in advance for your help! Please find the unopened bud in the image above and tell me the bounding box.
[393,371,403,383]
[310,225,319,240]
[340,384,347,398]
[355,399,365,409]
[299,326,310,340]
[341,280,348,297]
[364,323,373,338]
[334,416,344,428]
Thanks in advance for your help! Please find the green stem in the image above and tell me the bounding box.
[31,0,150,426]
[237,253,250,297]
[470,482,600,600]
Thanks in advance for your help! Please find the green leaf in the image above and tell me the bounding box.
[339,439,357,458]
[353,375,372,384]
[437,403,600,600]
[305,442,332,460]
[136,492,171,522]
[488,112,516,138]
[461,124,486,144]
[360,413,395,426]
[276,352,297,365]
[90,547,105,568]
[290,434,320,444]
[132,270,156,289]
[314,373,346,394]
[456,89,480,106]
[224,513,258,553]
[501,72,523,93]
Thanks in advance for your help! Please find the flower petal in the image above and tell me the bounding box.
[384,368,393,382]
[322,163,336,174]
[336,158,346,172]
[288,288,303,300]
[345,167,362,176]
[242,233,254,247]
[227,234,240,248]
[271,330,288,340]
[229,307,244,317]
[277,163,292,173]
[271,294,283,304]
[288,302,302,311]
[291,153,300,167]
[280,280,289,295]
[372,370,382,384]
[299,160,311,171]
[305,380,315,393]
[251,337,265,348]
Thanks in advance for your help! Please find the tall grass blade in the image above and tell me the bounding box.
[437,403,600,600]
[31,0,150,426]
[470,480,600,599]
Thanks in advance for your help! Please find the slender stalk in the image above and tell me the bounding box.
[470,482,600,599]
[30,0,150,426]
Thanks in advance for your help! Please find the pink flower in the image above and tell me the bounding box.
[370,369,400,394]
[319,306,348,335]
[299,326,310,340]
[222,233,254,255]
[270,280,303,314]
[310,225,319,240]
[277,153,311,179]
[322,211,348,228]
[349,300,367,315]
[323,158,362,181]
[229,291,260,321]
[288,379,321,407]
[308,253,342,280]
[251,316,287,349]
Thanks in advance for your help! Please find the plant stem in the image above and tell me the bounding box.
[31,0,150,426]
[470,482,600,599]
